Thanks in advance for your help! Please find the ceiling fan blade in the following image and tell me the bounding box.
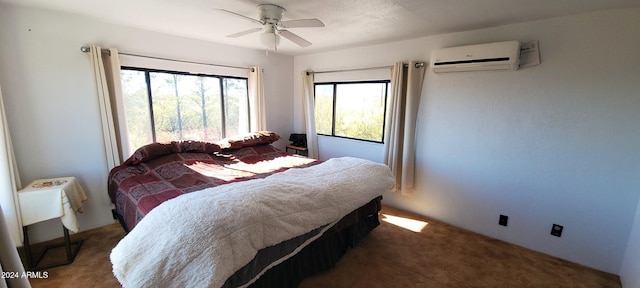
[226,27,263,38]
[216,9,264,25]
[279,30,312,47]
[280,19,325,28]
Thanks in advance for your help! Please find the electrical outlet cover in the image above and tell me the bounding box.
[499,215,508,226]
[551,224,563,237]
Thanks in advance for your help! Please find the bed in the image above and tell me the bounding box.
[107,131,394,287]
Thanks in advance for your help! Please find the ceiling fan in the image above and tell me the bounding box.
[218,4,324,51]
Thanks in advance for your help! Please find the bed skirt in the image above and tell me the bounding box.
[223,196,383,288]
[113,196,382,287]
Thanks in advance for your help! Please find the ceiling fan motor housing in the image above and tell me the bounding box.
[258,4,285,24]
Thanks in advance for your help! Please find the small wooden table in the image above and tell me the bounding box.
[18,177,87,270]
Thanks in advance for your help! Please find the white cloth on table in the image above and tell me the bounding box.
[18,177,87,233]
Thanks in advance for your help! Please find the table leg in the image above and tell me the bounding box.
[63,226,72,261]
[22,224,84,270]
[22,226,33,270]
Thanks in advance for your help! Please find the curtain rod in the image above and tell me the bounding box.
[307,62,425,75]
[80,46,254,72]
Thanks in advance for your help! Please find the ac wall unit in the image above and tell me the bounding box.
[431,41,520,73]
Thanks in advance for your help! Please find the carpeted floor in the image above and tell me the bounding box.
[23,205,620,287]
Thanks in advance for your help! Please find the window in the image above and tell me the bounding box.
[315,81,390,143]
[120,67,249,150]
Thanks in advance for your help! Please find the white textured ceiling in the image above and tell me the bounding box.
[2,0,639,55]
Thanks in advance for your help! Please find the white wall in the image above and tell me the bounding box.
[0,4,294,242]
[295,8,640,274]
[621,198,640,287]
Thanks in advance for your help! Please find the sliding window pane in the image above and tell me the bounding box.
[334,83,386,142]
[150,73,226,142]
[199,77,223,142]
[223,78,249,137]
[120,70,153,150]
[179,75,206,141]
[314,84,334,135]
[150,72,184,142]
[181,75,224,142]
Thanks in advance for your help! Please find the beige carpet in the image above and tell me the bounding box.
[23,205,620,287]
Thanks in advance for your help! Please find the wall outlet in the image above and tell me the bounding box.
[499,215,508,226]
[551,224,563,237]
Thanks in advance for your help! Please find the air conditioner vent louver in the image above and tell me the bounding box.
[431,41,520,73]
[433,57,511,66]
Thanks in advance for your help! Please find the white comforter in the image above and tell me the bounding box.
[110,157,395,288]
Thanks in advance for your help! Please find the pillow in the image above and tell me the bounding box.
[178,140,221,154]
[123,141,221,165]
[123,142,180,165]
[217,131,280,150]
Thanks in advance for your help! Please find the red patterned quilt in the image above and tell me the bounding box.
[108,136,318,231]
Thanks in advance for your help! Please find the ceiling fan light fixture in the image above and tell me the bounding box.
[260,26,280,51]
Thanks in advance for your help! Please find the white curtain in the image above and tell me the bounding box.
[301,71,319,159]
[88,45,126,171]
[383,61,425,194]
[248,66,266,132]
[0,85,30,287]
[1,205,30,288]
[0,85,22,246]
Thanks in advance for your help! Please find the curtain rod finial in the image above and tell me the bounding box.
[80,46,90,53]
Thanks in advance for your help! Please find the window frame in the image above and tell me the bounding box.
[121,66,250,143]
[314,80,390,144]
